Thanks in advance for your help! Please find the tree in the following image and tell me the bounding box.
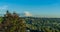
[1,10,26,32]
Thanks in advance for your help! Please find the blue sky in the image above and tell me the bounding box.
[0,0,60,17]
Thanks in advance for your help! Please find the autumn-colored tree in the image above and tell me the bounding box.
[1,10,26,32]
[2,10,13,32]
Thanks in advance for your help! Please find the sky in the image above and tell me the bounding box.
[0,0,60,17]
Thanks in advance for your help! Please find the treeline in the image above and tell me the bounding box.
[25,18,60,32]
[0,10,26,32]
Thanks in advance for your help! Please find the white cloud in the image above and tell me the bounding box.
[24,11,32,16]
[0,5,8,11]
[0,5,8,14]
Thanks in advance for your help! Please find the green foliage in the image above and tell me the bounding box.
[0,17,3,23]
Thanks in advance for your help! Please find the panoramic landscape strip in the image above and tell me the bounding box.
[0,10,60,32]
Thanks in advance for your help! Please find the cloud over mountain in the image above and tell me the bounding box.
[24,11,32,16]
